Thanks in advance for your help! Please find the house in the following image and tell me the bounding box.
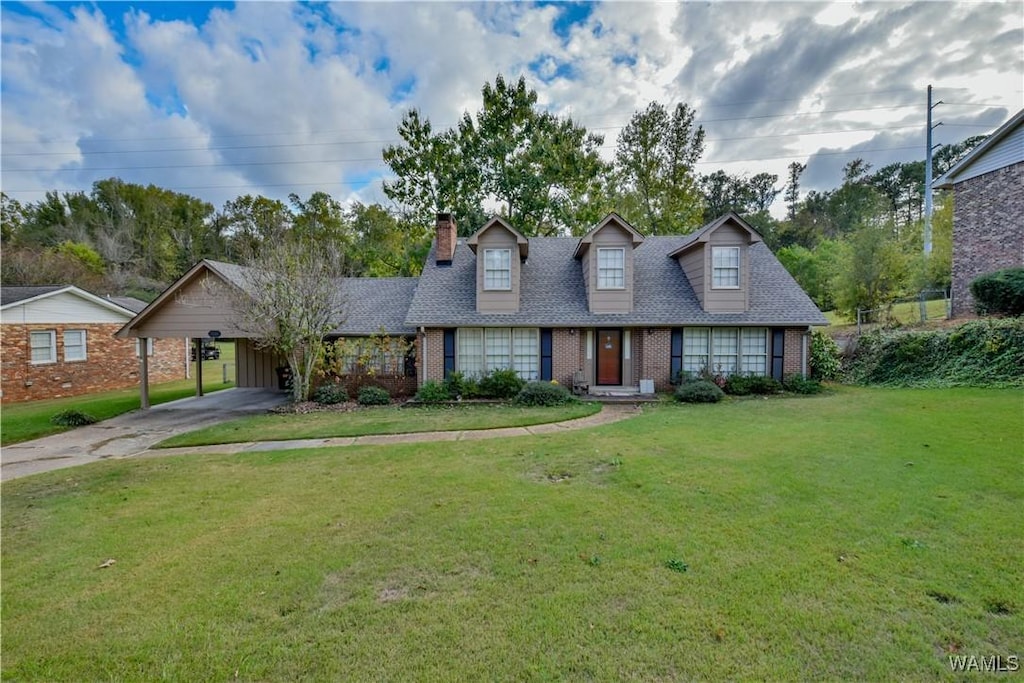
[934,108,1024,317]
[1,285,187,403]
[116,211,826,402]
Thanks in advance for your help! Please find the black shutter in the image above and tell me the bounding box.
[670,328,683,383]
[443,329,456,379]
[771,329,785,381]
[540,329,553,381]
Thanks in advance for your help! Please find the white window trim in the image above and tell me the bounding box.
[457,327,539,380]
[596,247,626,290]
[711,246,741,290]
[63,329,87,362]
[483,248,512,291]
[681,327,768,377]
[30,330,57,365]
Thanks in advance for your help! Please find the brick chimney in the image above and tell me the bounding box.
[435,212,457,265]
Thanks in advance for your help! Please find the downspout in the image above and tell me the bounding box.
[801,326,811,377]
[419,327,426,384]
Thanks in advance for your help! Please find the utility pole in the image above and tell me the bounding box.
[924,84,943,255]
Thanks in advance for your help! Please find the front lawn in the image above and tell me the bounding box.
[1,348,235,445]
[156,401,602,448]
[2,387,1020,680]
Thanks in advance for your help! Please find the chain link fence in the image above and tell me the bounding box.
[856,289,951,334]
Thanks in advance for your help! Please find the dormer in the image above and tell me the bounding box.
[573,213,644,314]
[668,212,762,313]
[467,217,529,314]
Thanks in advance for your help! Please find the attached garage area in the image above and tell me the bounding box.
[116,261,286,408]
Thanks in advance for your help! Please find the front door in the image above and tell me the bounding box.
[596,329,622,385]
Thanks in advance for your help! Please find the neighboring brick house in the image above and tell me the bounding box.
[118,211,825,401]
[1,285,187,403]
[934,108,1024,317]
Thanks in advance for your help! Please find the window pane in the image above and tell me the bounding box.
[485,328,511,370]
[458,328,484,377]
[741,328,768,375]
[484,249,511,290]
[512,328,539,380]
[30,331,54,363]
[64,329,86,361]
[682,327,709,374]
[597,248,624,289]
[712,247,740,288]
[712,328,739,375]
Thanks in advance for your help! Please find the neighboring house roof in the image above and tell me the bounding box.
[933,108,1024,189]
[107,296,149,314]
[405,234,826,328]
[1,284,138,318]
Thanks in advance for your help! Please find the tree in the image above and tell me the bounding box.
[226,239,347,403]
[613,102,705,234]
[834,221,908,319]
[220,194,292,260]
[784,162,805,220]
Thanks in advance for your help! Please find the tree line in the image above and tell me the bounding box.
[2,74,983,315]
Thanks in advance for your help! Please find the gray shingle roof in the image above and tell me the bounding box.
[107,296,148,313]
[1,285,64,307]
[405,236,827,327]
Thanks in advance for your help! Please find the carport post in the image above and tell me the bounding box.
[194,338,204,397]
[139,337,150,410]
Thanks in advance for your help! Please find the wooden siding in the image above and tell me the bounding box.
[952,123,1024,183]
[676,246,705,307]
[586,221,634,313]
[475,227,520,313]
[130,274,248,338]
[3,291,131,324]
[234,339,284,389]
[705,224,750,313]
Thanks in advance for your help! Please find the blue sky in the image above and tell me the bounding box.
[2,1,1021,214]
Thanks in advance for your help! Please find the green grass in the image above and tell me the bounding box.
[1,346,236,445]
[827,299,949,330]
[156,401,603,447]
[2,387,1021,680]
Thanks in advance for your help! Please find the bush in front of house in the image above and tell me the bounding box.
[810,329,842,381]
[312,381,349,405]
[674,380,724,403]
[479,368,526,399]
[50,409,98,427]
[724,374,782,396]
[414,380,450,404]
[514,381,576,407]
[444,371,479,400]
[970,267,1024,316]
[783,375,824,394]
[357,386,391,406]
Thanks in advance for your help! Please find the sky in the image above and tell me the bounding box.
[2,1,1022,218]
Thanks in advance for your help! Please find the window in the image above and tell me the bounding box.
[483,248,512,290]
[712,247,740,288]
[135,338,154,357]
[682,327,709,374]
[64,330,87,361]
[30,330,56,364]
[741,328,768,375]
[680,327,768,377]
[458,327,539,379]
[597,248,625,289]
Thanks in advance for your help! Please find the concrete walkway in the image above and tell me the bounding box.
[2,399,641,481]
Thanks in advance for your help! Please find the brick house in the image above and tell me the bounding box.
[934,108,1024,317]
[1,285,187,403]
[117,212,825,401]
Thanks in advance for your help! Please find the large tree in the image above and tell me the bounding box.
[613,102,705,234]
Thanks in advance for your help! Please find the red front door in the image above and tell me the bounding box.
[596,329,622,385]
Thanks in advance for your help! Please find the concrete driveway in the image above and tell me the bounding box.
[1,388,289,482]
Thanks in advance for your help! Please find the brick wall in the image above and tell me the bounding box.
[640,328,673,391]
[421,328,445,384]
[1,324,186,403]
[551,328,580,386]
[783,328,806,378]
[950,162,1024,317]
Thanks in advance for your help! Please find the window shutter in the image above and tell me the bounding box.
[443,329,456,379]
[670,329,683,382]
[540,329,553,381]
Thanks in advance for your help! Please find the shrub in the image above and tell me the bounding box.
[478,368,526,399]
[444,371,479,400]
[514,381,576,407]
[970,268,1024,316]
[357,386,391,406]
[674,380,724,403]
[783,375,823,394]
[414,380,450,404]
[724,374,782,396]
[810,329,842,381]
[50,409,97,427]
[312,381,348,405]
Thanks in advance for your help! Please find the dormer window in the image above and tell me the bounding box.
[712,247,740,289]
[597,248,625,289]
[483,248,512,290]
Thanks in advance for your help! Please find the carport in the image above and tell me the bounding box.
[115,260,285,409]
